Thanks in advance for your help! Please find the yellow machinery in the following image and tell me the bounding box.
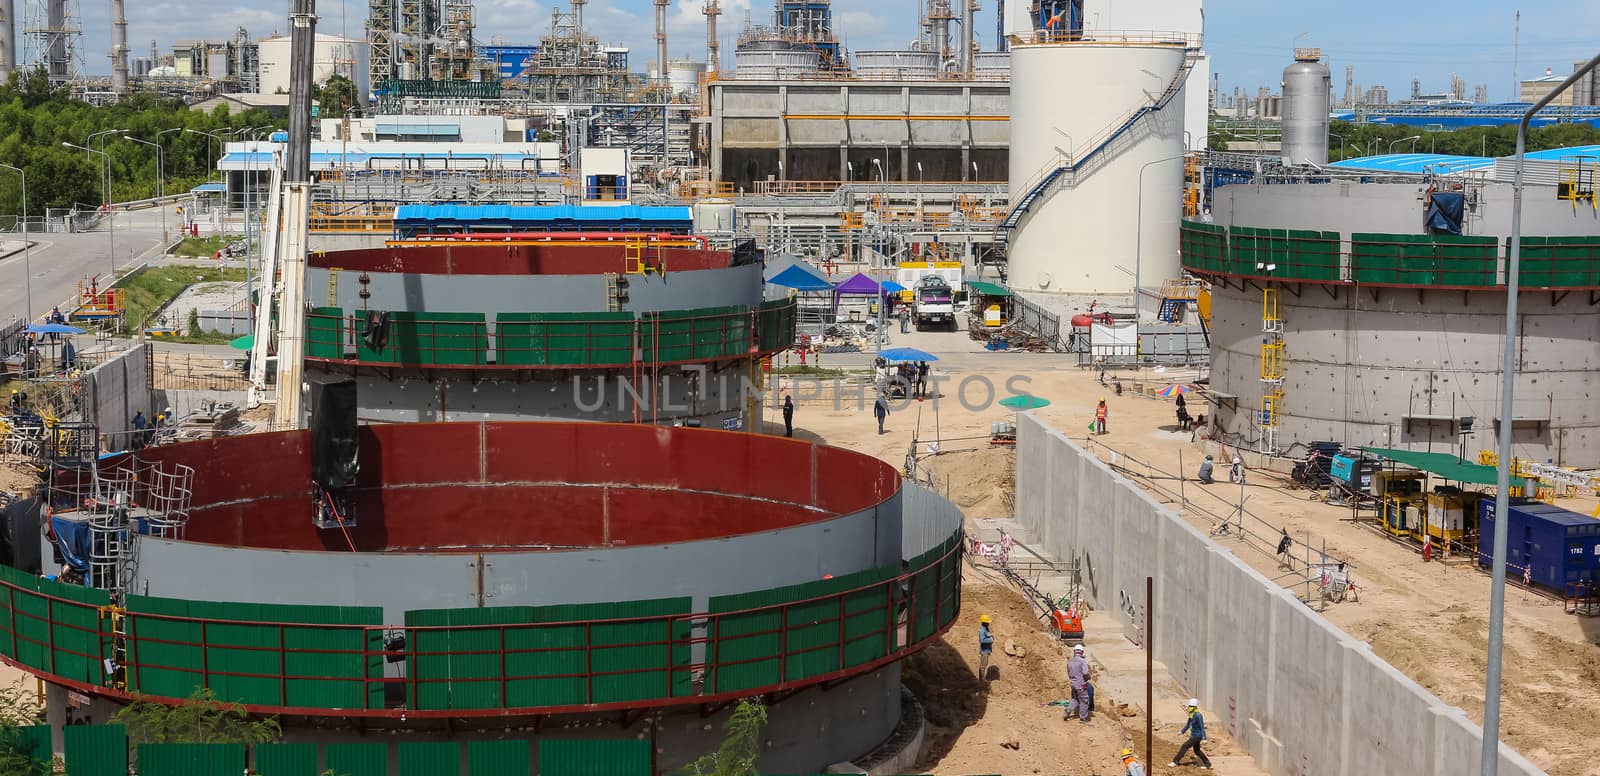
[1371,470,1424,499]
[1382,493,1427,540]
[1424,491,1468,545]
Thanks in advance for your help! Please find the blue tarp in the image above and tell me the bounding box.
[49,517,90,573]
[1425,192,1465,235]
[768,264,835,292]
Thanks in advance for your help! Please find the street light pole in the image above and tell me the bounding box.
[1388,135,1421,154]
[124,136,166,244]
[872,157,886,355]
[1134,154,1188,319]
[0,163,33,322]
[63,142,116,280]
[1481,50,1600,776]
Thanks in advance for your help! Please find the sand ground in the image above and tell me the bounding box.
[774,323,1600,775]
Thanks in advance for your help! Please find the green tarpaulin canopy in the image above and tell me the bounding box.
[966,280,1012,298]
[1360,446,1525,489]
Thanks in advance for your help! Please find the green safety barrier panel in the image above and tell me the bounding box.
[305,306,344,359]
[405,597,692,711]
[136,743,245,776]
[7,724,52,768]
[325,743,387,776]
[538,740,651,776]
[1351,233,1497,286]
[640,305,749,363]
[399,741,460,776]
[124,595,383,709]
[706,563,903,695]
[63,724,126,776]
[1228,226,1340,281]
[468,740,531,776]
[355,310,488,366]
[758,299,799,353]
[907,534,962,645]
[0,564,111,686]
[1179,222,1228,273]
[254,742,319,776]
[1517,236,1600,288]
[495,312,636,366]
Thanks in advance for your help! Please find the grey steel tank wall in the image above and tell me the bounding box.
[1207,282,1600,465]
[330,365,751,428]
[307,262,764,315]
[1013,415,1543,776]
[131,491,905,623]
[1211,181,1600,238]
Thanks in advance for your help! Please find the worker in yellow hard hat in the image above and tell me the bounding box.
[1120,747,1145,776]
[977,615,994,681]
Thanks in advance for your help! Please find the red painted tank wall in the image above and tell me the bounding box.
[308,244,732,275]
[135,423,899,554]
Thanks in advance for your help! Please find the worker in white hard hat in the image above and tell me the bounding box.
[977,615,994,680]
[1229,456,1246,484]
[1067,643,1092,722]
[1170,698,1213,769]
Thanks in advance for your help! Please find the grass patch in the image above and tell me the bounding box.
[171,235,242,257]
[114,265,247,334]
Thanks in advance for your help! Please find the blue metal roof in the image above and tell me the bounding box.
[394,204,692,224]
[189,182,227,193]
[221,151,541,165]
[1522,145,1600,161]
[1328,153,1495,174]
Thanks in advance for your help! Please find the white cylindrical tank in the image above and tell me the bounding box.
[692,198,735,232]
[1281,51,1331,166]
[1007,42,1187,296]
[668,59,707,97]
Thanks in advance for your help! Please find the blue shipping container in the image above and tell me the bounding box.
[1477,499,1600,591]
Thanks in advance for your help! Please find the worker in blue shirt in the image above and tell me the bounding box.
[1170,698,1213,769]
[977,614,994,681]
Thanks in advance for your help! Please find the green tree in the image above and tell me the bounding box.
[112,688,281,747]
[678,699,766,776]
[316,75,359,118]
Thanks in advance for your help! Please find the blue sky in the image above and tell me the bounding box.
[63,0,1600,102]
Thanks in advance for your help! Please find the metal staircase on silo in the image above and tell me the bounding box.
[1259,288,1285,455]
[997,43,1203,240]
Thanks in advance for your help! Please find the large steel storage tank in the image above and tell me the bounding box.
[1281,49,1331,166]
[733,43,821,78]
[1006,41,1187,296]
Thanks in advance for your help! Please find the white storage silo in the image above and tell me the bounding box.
[1281,50,1331,166]
[1006,40,1188,297]
[668,59,707,97]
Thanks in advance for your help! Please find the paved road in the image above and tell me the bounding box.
[0,209,170,324]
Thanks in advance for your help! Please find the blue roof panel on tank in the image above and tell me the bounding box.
[394,204,692,224]
[1328,153,1495,174]
[1522,145,1600,161]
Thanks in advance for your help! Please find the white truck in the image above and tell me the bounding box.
[913,276,956,330]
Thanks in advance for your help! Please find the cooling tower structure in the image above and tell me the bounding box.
[1281,48,1330,166]
[1000,30,1198,299]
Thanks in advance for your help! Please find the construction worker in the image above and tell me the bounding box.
[1120,747,1146,776]
[7,390,23,414]
[977,615,994,680]
[1170,698,1213,769]
[1276,528,1293,570]
[782,395,795,438]
[1197,454,1215,484]
[1067,644,1092,721]
[1229,456,1246,484]
[874,394,889,434]
[1095,399,1108,435]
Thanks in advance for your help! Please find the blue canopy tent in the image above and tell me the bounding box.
[768,263,835,292]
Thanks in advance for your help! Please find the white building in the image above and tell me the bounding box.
[256,33,369,103]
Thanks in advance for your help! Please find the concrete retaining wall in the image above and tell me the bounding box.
[84,345,151,436]
[1015,413,1544,776]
